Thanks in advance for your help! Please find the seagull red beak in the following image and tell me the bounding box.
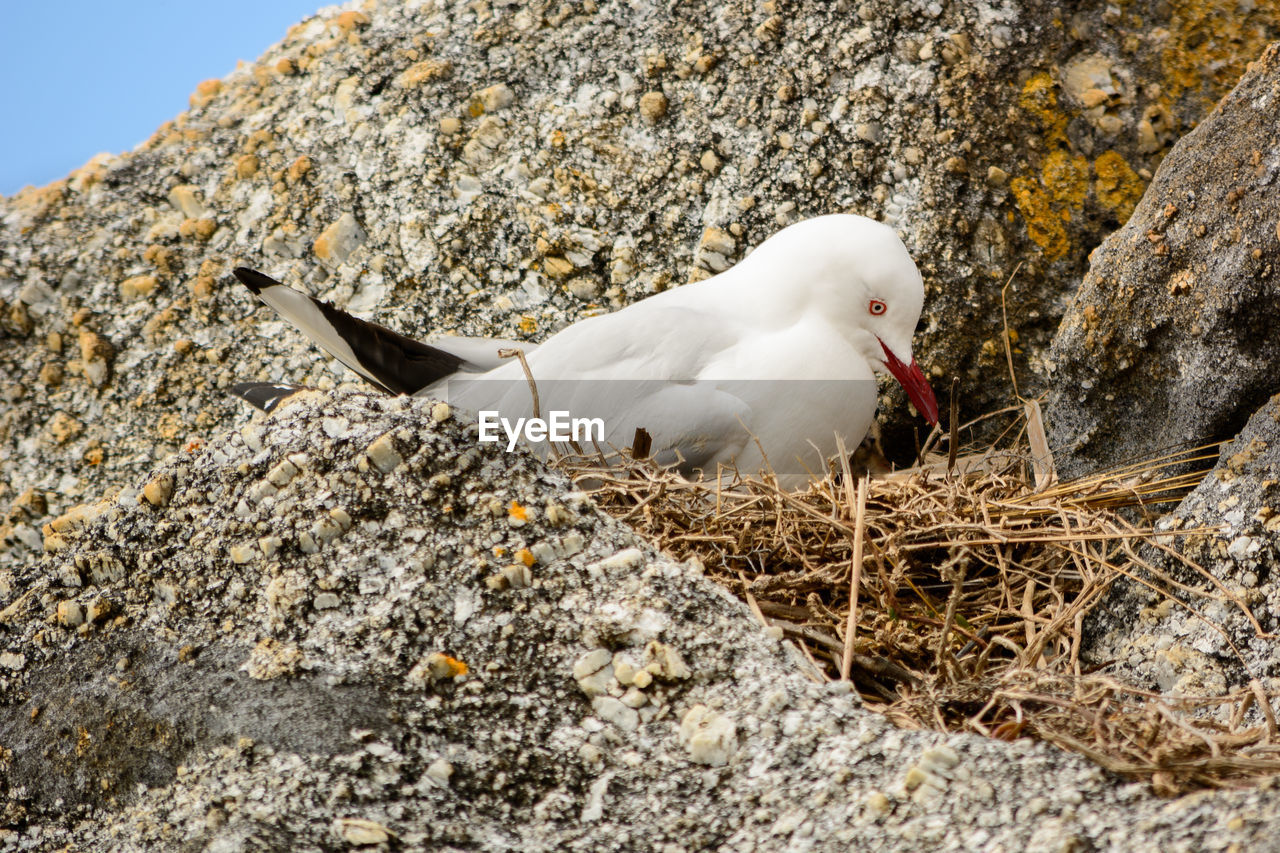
[879,340,939,426]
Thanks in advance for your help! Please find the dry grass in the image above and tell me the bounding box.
[553,404,1280,795]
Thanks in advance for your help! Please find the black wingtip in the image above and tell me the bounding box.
[231,382,309,413]
[233,267,279,295]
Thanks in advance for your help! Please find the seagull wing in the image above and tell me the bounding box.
[234,268,531,395]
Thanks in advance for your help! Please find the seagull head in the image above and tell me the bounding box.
[749,214,940,425]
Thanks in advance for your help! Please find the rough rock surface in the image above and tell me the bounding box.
[1,0,1277,523]
[3,0,1280,848]
[1086,394,1280,704]
[1,389,1277,851]
[1046,42,1280,480]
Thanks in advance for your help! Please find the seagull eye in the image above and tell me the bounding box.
[868,299,887,316]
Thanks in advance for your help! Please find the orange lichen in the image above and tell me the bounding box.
[235,154,260,179]
[189,79,223,109]
[508,501,528,522]
[1011,175,1071,261]
[9,180,67,219]
[83,443,105,466]
[398,59,453,88]
[1093,151,1144,224]
[435,654,468,678]
[333,10,370,32]
[516,548,536,567]
[1160,0,1280,113]
[1011,75,1092,261]
[1018,73,1068,139]
[286,155,313,184]
[179,218,217,242]
[143,244,175,274]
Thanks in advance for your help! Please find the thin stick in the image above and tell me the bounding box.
[937,553,967,677]
[947,376,960,476]
[497,347,540,420]
[1230,690,1255,732]
[735,569,774,635]
[840,475,869,682]
[1000,261,1025,401]
[1252,680,1278,740]
[1025,398,1056,490]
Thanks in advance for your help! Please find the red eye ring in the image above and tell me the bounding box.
[869,299,887,316]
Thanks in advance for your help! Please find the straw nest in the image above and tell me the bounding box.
[553,401,1280,795]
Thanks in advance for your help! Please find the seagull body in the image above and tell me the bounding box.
[234,214,938,482]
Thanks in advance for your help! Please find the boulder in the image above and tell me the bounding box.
[1086,394,1280,702]
[4,0,1280,846]
[1047,43,1280,480]
[0,389,1277,849]
[1,0,1277,517]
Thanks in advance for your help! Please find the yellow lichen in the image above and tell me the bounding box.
[1093,151,1144,224]
[1012,75,1091,261]
[1160,0,1280,113]
[1010,176,1072,261]
[1042,150,1090,210]
[1018,73,1068,138]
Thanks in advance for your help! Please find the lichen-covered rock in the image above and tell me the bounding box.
[0,1,1276,536]
[1,389,1279,849]
[1047,42,1280,480]
[3,0,1280,846]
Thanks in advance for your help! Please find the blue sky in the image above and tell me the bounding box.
[0,1,325,196]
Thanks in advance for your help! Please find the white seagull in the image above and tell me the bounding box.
[232,214,938,482]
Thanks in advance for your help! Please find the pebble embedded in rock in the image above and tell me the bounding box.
[333,817,390,846]
[474,83,515,112]
[140,475,174,508]
[643,640,690,681]
[167,185,207,219]
[679,704,737,766]
[638,91,667,122]
[588,547,643,575]
[313,213,368,266]
[500,563,532,588]
[119,275,158,302]
[573,648,614,697]
[424,758,453,787]
[592,695,639,731]
[364,433,403,473]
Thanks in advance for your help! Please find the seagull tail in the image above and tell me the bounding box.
[230,382,310,413]
[232,267,467,396]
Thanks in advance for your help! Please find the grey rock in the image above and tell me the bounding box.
[1047,42,1280,480]
[0,1,1273,515]
[0,389,1276,850]
[1086,393,1280,703]
[0,1,1279,849]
